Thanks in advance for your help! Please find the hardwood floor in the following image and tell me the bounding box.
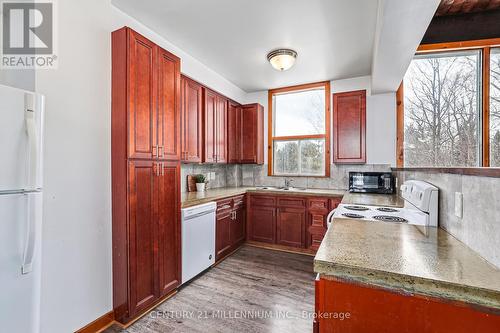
[106,245,315,333]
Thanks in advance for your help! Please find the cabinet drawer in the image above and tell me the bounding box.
[277,197,306,208]
[217,198,233,212]
[250,195,276,207]
[232,195,245,208]
[308,198,329,211]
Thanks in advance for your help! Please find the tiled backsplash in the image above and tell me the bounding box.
[395,170,500,268]
[181,163,242,191]
[181,163,391,192]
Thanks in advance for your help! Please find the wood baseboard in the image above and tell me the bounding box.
[75,311,114,333]
[245,241,316,256]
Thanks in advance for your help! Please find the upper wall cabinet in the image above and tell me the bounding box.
[227,103,264,164]
[116,27,181,161]
[228,101,242,164]
[333,90,366,163]
[203,88,228,163]
[157,47,181,161]
[180,75,203,163]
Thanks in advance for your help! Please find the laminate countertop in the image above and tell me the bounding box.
[181,186,347,208]
[314,219,500,310]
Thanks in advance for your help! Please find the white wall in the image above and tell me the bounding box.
[36,1,247,332]
[246,76,397,166]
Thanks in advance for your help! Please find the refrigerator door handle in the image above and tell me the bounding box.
[25,99,39,191]
[21,194,36,274]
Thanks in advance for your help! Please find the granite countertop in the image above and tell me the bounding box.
[181,186,346,208]
[314,219,500,310]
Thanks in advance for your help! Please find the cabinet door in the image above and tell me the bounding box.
[307,198,329,251]
[240,104,259,163]
[216,95,228,163]
[249,205,276,244]
[157,47,181,161]
[127,30,157,159]
[277,206,306,248]
[203,89,217,163]
[128,160,159,316]
[157,161,180,297]
[333,90,366,163]
[181,76,203,163]
[216,210,232,261]
[231,207,246,246]
[227,102,241,163]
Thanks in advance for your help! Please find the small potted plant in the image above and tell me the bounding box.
[194,174,207,192]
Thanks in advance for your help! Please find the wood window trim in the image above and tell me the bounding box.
[268,81,331,177]
[396,38,499,168]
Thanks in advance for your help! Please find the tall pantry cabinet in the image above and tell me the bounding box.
[112,27,181,324]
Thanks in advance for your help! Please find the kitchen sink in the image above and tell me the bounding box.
[257,186,307,191]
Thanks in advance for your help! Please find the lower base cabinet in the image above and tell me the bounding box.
[315,277,500,333]
[113,160,181,324]
[216,195,246,261]
[277,207,306,248]
[248,193,342,252]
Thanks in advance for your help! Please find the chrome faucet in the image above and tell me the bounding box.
[284,178,294,189]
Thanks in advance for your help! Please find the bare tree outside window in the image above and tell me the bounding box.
[403,50,481,167]
[490,48,500,167]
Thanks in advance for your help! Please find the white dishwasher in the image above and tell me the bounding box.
[181,202,216,284]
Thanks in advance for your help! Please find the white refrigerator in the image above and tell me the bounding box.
[0,84,44,333]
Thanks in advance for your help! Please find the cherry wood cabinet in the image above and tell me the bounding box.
[248,195,276,244]
[157,162,181,297]
[128,160,158,315]
[306,197,341,251]
[232,204,246,245]
[333,90,366,163]
[112,27,181,324]
[157,47,181,161]
[248,193,343,252]
[203,89,217,163]
[241,104,264,164]
[126,30,157,160]
[315,277,500,333]
[180,75,203,163]
[215,195,246,261]
[227,101,242,163]
[216,94,228,163]
[277,206,306,248]
[227,103,264,164]
[203,89,228,163]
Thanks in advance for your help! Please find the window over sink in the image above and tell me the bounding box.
[268,82,330,177]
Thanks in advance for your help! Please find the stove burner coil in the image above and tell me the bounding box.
[376,207,399,213]
[344,206,370,211]
[373,215,408,223]
[341,213,365,219]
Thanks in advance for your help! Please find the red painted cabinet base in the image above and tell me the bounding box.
[315,277,500,333]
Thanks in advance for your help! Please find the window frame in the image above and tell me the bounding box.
[396,37,500,168]
[268,81,331,177]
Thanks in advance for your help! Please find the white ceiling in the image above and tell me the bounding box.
[112,0,379,92]
[112,0,439,93]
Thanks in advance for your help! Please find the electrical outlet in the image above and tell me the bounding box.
[454,192,463,219]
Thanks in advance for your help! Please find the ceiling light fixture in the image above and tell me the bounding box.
[267,49,297,71]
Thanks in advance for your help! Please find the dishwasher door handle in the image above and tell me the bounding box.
[184,210,215,221]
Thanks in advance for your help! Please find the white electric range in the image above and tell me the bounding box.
[329,180,439,227]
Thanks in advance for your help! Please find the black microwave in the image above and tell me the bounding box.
[349,172,395,194]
